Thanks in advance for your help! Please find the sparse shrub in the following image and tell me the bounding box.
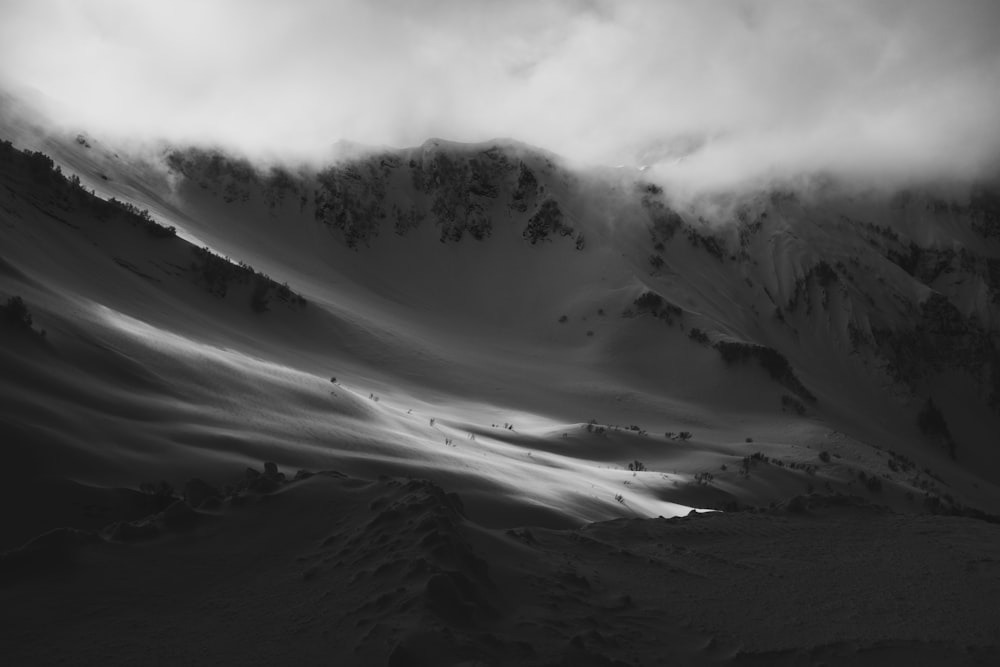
[688,328,709,345]
[818,451,831,463]
[558,314,568,323]
[145,222,177,238]
[634,291,664,312]
[313,159,389,247]
[627,460,647,472]
[694,472,714,485]
[745,437,753,443]
[678,431,692,441]
[2,296,33,330]
[190,247,306,309]
[614,493,625,504]
[740,451,772,477]
[523,199,572,244]
[511,162,538,211]
[685,227,726,260]
[1,295,46,340]
[716,341,816,403]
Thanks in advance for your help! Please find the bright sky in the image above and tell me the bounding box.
[2,0,999,190]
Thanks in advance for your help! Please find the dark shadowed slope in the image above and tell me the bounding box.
[2,465,998,666]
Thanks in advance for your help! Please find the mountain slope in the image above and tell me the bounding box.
[3,125,1000,529]
[123,137,1000,473]
[4,110,1000,666]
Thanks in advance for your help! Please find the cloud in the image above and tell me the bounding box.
[2,0,999,190]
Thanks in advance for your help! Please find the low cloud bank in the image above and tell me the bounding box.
[2,0,999,192]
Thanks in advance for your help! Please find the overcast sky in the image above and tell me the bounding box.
[2,0,999,190]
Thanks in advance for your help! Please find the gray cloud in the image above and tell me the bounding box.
[2,0,999,190]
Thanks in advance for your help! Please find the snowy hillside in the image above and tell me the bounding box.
[5,118,1000,518]
[3,117,1000,664]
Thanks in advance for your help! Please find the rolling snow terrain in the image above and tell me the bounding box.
[2,100,1000,664]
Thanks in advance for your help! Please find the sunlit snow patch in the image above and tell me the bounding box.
[92,304,315,386]
[90,305,704,521]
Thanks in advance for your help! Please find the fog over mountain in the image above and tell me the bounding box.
[3,0,1000,189]
[2,2,1000,665]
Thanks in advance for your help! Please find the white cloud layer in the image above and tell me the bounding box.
[2,0,999,190]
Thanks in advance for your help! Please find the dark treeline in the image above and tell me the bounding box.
[0,138,306,313]
[0,139,176,238]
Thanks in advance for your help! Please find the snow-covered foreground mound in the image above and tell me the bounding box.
[2,465,998,666]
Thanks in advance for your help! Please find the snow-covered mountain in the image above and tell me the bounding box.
[3,105,1000,664]
[4,116,1000,519]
